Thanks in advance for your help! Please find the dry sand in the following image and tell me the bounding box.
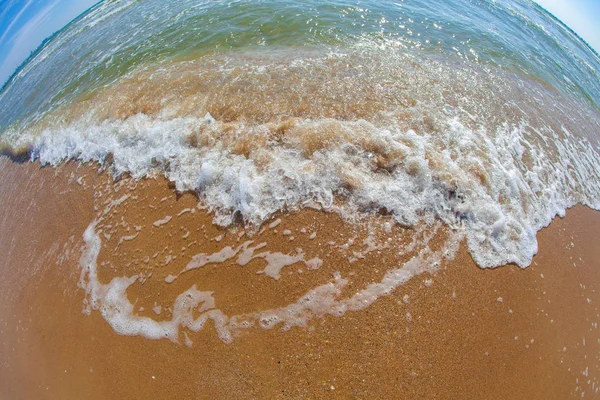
[1,157,599,399]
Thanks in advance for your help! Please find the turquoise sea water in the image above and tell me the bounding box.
[1,0,600,269]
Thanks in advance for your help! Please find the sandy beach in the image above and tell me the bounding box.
[1,0,600,398]
[1,157,599,399]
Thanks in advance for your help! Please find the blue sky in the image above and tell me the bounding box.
[534,0,600,52]
[0,0,98,86]
[0,0,599,86]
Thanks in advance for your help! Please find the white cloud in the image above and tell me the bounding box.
[0,0,35,45]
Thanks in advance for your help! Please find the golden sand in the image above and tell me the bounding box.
[1,157,599,399]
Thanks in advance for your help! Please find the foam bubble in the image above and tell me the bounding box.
[79,222,233,343]
[78,219,460,343]
[170,239,321,282]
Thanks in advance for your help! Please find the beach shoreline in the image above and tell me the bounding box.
[1,157,599,399]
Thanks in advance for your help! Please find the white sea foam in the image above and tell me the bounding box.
[78,220,459,343]
[153,216,172,227]
[79,221,233,343]
[24,105,600,269]
[167,238,321,281]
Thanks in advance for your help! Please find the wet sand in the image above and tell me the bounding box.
[1,157,600,399]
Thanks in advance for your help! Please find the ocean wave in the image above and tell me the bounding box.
[9,108,598,270]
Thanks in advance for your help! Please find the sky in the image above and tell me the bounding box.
[0,0,599,86]
[534,0,600,53]
[0,0,98,86]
